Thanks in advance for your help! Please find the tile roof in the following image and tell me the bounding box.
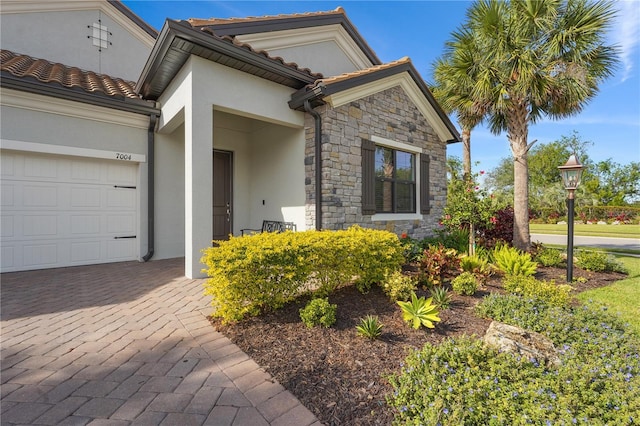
[186,7,346,28]
[1,49,141,99]
[314,57,412,87]
[192,25,323,80]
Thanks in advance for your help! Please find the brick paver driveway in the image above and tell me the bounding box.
[1,258,320,426]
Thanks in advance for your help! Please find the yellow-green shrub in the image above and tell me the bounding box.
[201,226,403,323]
[503,275,572,307]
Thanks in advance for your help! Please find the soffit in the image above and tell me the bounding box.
[136,20,322,100]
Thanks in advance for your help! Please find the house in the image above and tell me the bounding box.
[0,1,460,278]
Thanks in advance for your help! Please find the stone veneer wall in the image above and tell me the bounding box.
[304,85,448,239]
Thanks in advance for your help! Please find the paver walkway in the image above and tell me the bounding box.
[1,258,320,426]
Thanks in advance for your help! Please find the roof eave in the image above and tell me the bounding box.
[1,73,159,116]
[136,19,319,100]
[199,12,381,66]
[289,61,461,143]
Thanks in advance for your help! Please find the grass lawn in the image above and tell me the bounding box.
[530,223,640,238]
[577,256,640,336]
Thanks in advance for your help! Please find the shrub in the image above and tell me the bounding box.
[380,271,415,302]
[478,205,514,247]
[534,246,564,267]
[400,234,422,263]
[390,297,640,425]
[492,244,537,277]
[503,275,572,307]
[575,250,628,273]
[201,226,403,323]
[356,315,383,340]
[397,292,441,329]
[418,244,460,286]
[430,286,451,310]
[451,272,478,296]
[299,298,336,328]
[459,254,492,283]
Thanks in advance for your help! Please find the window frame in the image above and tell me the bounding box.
[362,135,429,221]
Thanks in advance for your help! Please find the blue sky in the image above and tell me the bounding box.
[124,0,640,173]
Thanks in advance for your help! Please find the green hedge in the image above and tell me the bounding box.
[533,205,640,223]
[201,226,403,323]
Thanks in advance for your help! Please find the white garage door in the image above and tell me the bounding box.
[1,151,139,272]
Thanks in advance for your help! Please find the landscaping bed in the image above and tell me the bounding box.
[209,265,626,426]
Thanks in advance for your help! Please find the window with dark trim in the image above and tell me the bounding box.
[374,146,415,213]
[362,138,430,215]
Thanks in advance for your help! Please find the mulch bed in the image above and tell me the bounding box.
[209,265,626,426]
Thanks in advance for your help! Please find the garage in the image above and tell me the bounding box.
[1,150,140,273]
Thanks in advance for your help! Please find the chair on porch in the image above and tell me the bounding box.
[241,220,297,236]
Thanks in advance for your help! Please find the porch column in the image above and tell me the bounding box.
[184,99,213,278]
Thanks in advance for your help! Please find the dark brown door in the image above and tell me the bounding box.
[213,150,232,240]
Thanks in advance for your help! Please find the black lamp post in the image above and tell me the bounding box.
[558,155,584,282]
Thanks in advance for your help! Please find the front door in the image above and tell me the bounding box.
[213,150,232,240]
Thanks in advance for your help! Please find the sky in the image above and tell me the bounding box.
[123,0,640,174]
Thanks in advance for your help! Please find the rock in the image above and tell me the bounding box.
[557,221,567,225]
[483,321,561,367]
[597,221,607,225]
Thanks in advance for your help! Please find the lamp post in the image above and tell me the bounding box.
[558,155,584,282]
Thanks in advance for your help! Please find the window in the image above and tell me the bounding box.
[362,138,430,216]
[375,146,415,213]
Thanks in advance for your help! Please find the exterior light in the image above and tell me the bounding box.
[558,154,583,282]
[558,154,584,191]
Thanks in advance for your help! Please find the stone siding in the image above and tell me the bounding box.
[304,85,448,239]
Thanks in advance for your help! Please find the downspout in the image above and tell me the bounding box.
[303,99,322,231]
[142,113,158,261]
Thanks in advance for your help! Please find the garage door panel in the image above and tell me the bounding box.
[71,187,101,208]
[24,184,58,207]
[71,160,102,181]
[2,153,15,176]
[23,215,58,236]
[71,241,102,262]
[107,238,136,260]
[0,152,139,272]
[107,163,137,185]
[107,214,135,233]
[23,243,58,267]
[1,215,14,238]
[1,184,15,206]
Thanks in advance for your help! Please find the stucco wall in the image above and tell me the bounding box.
[305,85,447,239]
[1,8,152,81]
[153,125,186,260]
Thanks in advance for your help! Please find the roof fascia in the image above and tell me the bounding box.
[236,24,373,71]
[107,0,158,39]
[136,19,318,98]
[205,13,381,66]
[291,63,460,143]
[1,73,159,116]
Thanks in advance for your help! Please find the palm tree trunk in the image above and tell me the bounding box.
[509,107,531,251]
[462,127,471,180]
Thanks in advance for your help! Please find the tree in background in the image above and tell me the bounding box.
[441,0,618,250]
[486,132,594,211]
[486,131,639,212]
[583,160,640,205]
[432,34,485,179]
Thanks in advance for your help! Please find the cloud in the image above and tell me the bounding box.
[611,1,640,82]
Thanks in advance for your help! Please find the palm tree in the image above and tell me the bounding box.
[442,0,618,250]
[432,29,485,180]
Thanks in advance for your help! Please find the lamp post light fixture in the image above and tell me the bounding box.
[558,154,584,282]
